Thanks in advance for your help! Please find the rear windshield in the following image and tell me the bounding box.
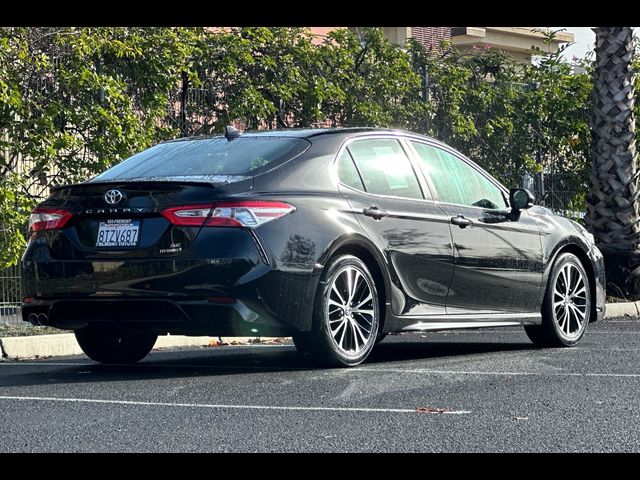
[92,137,310,181]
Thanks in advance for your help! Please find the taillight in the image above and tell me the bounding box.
[160,204,215,227]
[161,201,295,228]
[29,207,72,233]
[211,201,296,227]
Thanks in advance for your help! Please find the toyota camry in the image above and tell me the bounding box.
[21,127,606,366]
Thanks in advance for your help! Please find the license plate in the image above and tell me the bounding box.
[96,219,141,247]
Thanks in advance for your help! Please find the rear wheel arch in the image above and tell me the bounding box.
[319,238,389,333]
[306,253,381,366]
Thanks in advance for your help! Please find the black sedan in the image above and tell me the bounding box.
[21,127,606,367]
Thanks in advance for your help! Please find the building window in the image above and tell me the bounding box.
[411,27,451,53]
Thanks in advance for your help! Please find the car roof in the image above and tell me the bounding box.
[161,127,437,142]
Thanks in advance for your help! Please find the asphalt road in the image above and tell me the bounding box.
[1,319,640,452]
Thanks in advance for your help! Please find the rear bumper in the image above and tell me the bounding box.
[21,297,294,336]
[21,264,320,334]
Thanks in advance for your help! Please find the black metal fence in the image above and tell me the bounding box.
[0,263,22,325]
[527,171,586,220]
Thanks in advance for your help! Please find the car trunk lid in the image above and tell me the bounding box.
[40,177,252,259]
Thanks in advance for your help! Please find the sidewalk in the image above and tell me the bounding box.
[2,301,638,360]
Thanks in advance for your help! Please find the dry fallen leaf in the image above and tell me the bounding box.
[208,340,228,347]
[258,337,288,344]
[416,406,452,414]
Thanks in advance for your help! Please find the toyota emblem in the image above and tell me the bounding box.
[104,189,124,205]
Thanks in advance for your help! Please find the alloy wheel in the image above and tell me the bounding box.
[326,265,376,356]
[552,262,588,339]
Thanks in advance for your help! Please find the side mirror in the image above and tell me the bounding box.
[510,188,535,212]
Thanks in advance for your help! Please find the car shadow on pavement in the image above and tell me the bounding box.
[0,337,537,389]
[368,338,535,365]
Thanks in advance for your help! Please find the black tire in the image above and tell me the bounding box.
[291,332,314,356]
[525,252,591,347]
[375,332,388,344]
[75,327,157,364]
[308,255,380,367]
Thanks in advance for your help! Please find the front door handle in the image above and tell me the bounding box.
[363,205,389,220]
[451,215,473,228]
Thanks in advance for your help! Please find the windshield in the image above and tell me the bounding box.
[92,137,310,181]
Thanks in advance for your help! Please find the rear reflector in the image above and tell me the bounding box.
[29,208,72,233]
[161,201,295,228]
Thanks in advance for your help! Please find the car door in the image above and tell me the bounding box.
[335,136,455,317]
[407,140,544,314]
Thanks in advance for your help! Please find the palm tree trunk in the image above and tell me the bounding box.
[586,27,640,298]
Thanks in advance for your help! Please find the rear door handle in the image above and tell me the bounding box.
[451,215,472,228]
[362,205,389,220]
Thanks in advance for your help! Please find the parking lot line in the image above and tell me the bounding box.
[0,395,471,415]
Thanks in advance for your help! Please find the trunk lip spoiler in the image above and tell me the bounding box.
[50,176,252,192]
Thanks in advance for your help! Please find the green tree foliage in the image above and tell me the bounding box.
[0,27,604,267]
[316,28,427,128]
[188,27,427,130]
[0,27,202,266]
[208,27,322,129]
[408,33,592,189]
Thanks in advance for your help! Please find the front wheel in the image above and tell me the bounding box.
[525,252,591,347]
[309,255,380,367]
[75,327,157,364]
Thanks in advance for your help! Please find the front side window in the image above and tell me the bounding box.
[347,139,423,200]
[411,141,506,209]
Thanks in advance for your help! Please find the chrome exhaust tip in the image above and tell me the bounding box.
[28,313,40,325]
[37,313,48,326]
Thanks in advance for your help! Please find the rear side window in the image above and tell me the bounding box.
[347,139,423,200]
[336,150,364,190]
[93,137,310,181]
[411,141,506,209]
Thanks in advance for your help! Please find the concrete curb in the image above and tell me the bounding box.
[0,334,268,360]
[604,301,640,318]
[1,333,83,359]
[1,301,638,360]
